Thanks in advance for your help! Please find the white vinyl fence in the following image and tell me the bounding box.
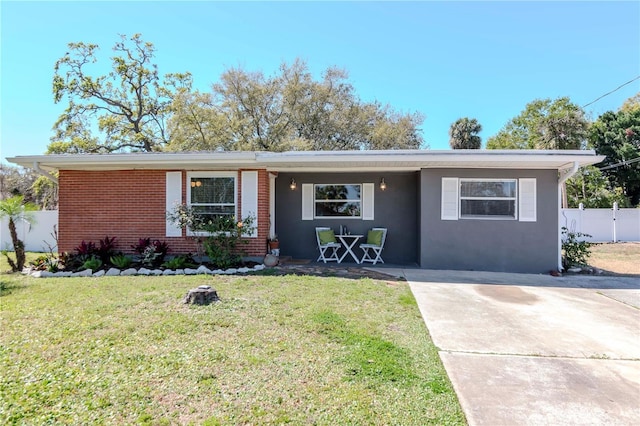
[561,204,640,242]
[0,210,58,252]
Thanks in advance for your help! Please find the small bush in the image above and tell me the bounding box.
[167,204,256,269]
[97,236,118,263]
[29,255,60,272]
[152,240,169,259]
[561,227,593,269]
[161,254,197,269]
[110,253,133,269]
[132,238,170,267]
[74,240,96,257]
[201,215,255,270]
[69,240,99,269]
[59,252,84,271]
[81,256,102,272]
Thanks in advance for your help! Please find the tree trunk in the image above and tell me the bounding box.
[8,218,26,272]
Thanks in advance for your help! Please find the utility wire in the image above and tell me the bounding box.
[582,76,640,108]
[599,156,640,171]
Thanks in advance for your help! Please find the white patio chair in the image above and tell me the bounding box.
[359,228,387,265]
[315,227,341,263]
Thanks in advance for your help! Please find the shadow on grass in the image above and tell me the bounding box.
[0,278,28,297]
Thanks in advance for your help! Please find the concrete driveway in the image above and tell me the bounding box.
[401,269,640,425]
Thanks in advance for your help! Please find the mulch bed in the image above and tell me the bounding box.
[267,258,405,281]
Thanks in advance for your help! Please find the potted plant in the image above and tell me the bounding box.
[268,235,279,251]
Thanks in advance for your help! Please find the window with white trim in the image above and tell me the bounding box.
[187,172,236,225]
[314,184,362,218]
[459,179,517,219]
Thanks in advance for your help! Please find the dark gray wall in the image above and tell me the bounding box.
[275,172,420,265]
[420,169,559,273]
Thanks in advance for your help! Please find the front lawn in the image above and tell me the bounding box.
[0,269,465,425]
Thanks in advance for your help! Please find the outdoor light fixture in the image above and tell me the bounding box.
[289,178,297,190]
[380,178,387,191]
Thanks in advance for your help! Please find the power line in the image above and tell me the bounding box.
[582,76,640,109]
[599,156,640,171]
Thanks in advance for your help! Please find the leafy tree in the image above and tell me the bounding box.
[588,107,640,205]
[620,92,640,113]
[449,117,482,149]
[0,196,38,272]
[51,34,185,153]
[0,164,57,210]
[210,63,297,151]
[166,59,425,152]
[0,164,31,200]
[165,74,229,151]
[565,166,629,208]
[487,97,589,150]
[32,175,59,210]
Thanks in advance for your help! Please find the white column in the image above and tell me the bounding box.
[269,172,277,238]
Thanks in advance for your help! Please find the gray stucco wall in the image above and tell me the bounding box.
[420,169,559,273]
[275,172,420,265]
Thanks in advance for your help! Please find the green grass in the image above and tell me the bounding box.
[0,263,465,425]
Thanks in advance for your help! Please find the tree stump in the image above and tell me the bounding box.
[183,285,219,305]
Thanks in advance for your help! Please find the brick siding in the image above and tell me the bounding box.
[58,169,270,258]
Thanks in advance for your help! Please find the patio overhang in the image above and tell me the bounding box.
[256,149,605,172]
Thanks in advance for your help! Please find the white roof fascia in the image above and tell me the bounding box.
[257,150,605,171]
[6,152,258,172]
[6,149,605,173]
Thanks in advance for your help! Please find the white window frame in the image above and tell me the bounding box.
[186,171,237,235]
[459,178,518,220]
[314,183,362,219]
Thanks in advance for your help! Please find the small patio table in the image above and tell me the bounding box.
[336,234,363,264]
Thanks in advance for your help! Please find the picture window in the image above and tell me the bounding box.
[314,184,362,218]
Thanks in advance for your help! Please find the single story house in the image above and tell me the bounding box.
[8,149,603,273]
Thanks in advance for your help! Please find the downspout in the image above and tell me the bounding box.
[33,162,58,185]
[557,161,579,271]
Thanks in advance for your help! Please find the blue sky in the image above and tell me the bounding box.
[1,1,639,163]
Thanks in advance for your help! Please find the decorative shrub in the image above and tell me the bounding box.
[131,238,170,267]
[96,236,118,264]
[109,253,133,269]
[201,215,256,269]
[161,254,197,269]
[74,240,96,257]
[131,238,152,254]
[561,227,594,269]
[81,256,102,272]
[166,203,206,231]
[167,204,255,269]
[29,255,60,272]
[64,240,98,270]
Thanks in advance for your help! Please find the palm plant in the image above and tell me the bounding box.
[449,117,483,149]
[0,195,38,272]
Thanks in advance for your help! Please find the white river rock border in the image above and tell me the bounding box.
[24,264,266,278]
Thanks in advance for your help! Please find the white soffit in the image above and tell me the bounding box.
[7,149,605,172]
